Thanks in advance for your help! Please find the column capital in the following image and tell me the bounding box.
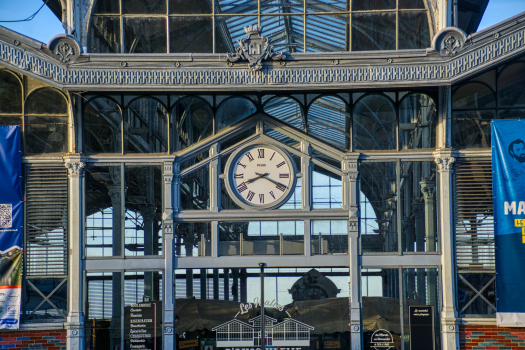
[343,153,360,169]
[343,153,360,184]
[420,179,436,199]
[108,184,122,204]
[433,150,458,172]
[64,156,86,177]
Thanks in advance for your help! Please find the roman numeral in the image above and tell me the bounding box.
[279,174,289,178]
[276,184,286,192]
[270,152,276,161]
[237,182,248,193]
[258,149,264,158]
[237,162,246,169]
[269,191,275,199]
[259,194,264,203]
[246,152,254,162]
[276,161,286,168]
[246,190,255,201]
[234,174,244,179]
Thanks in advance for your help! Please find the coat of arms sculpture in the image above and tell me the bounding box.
[224,25,285,72]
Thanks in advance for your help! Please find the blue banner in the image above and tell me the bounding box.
[492,120,525,326]
[0,125,22,252]
[0,125,22,329]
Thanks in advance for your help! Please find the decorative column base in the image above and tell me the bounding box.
[350,315,361,350]
[442,316,459,350]
[66,320,85,350]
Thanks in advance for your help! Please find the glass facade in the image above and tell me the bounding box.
[81,91,437,154]
[3,1,525,348]
[88,0,433,53]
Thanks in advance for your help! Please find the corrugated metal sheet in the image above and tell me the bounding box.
[454,159,494,272]
[25,166,68,277]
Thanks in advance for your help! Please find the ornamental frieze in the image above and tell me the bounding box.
[0,21,524,90]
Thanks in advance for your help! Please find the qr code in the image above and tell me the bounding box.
[0,204,12,228]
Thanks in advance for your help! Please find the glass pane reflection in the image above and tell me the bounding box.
[361,268,400,349]
[175,267,350,350]
[399,93,436,150]
[311,220,348,254]
[85,272,122,349]
[219,221,304,255]
[360,162,397,253]
[312,164,342,209]
[0,70,21,113]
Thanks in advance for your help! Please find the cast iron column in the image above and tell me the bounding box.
[163,159,176,349]
[65,157,85,350]
[434,150,459,350]
[343,154,361,350]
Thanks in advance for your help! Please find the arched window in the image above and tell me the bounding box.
[498,61,525,108]
[353,94,396,151]
[452,83,496,148]
[88,0,433,53]
[263,96,305,131]
[216,97,257,133]
[399,93,436,149]
[84,96,123,153]
[307,95,348,150]
[125,97,168,153]
[25,88,68,154]
[0,70,22,118]
[172,97,213,151]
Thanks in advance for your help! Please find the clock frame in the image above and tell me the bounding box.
[224,143,297,210]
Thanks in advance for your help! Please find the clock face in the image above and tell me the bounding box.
[227,145,296,209]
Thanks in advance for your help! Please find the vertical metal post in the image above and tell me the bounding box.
[64,157,86,350]
[433,150,458,350]
[259,263,266,350]
[162,159,175,349]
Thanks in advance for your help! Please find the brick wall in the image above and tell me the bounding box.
[0,330,66,350]
[460,325,525,349]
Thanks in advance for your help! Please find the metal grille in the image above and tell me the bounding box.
[25,166,68,277]
[454,159,495,271]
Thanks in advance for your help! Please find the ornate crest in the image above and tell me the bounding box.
[55,43,75,63]
[46,34,82,64]
[441,35,462,56]
[225,25,285,71]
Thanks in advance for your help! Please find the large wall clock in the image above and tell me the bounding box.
[224,143,297,210]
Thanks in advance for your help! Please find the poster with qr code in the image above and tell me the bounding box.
[0,126,22,329]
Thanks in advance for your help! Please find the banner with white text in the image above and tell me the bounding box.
[0,125,23,329]
[492,119,525,326]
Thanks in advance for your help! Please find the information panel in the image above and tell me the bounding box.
[124,302,162,350]
[0,125,23,330]
[409,306,434,350]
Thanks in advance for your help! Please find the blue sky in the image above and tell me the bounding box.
[0,0,524,44]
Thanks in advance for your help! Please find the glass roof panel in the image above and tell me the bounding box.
[305,14,347,51]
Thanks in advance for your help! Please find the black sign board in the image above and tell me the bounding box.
[409,305,434,350]
[124,302,162,350]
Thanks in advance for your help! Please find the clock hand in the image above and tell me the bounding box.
[259,174,288,189]
[245,173,269,184]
